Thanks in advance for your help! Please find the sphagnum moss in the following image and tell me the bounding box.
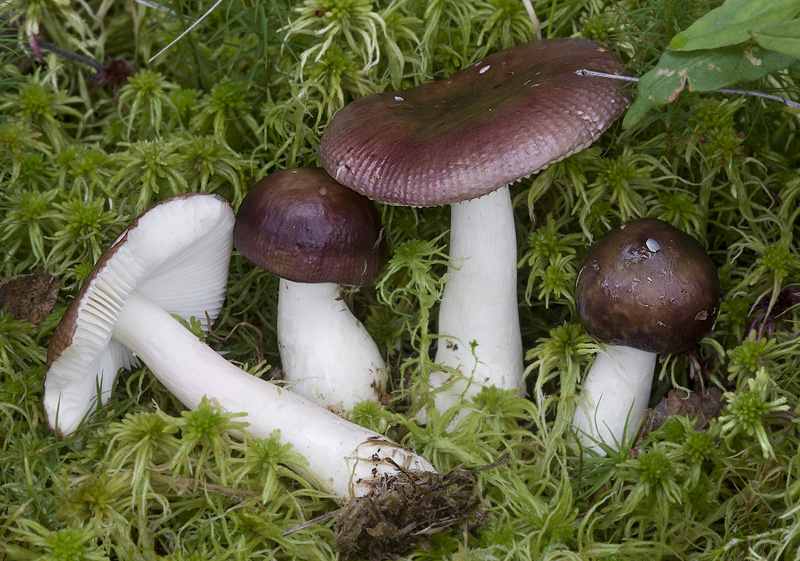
[2,0,800,559]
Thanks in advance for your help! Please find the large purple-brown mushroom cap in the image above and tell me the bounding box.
[575,218,721,355]
[233,168,386,287]
[319,38,630,206]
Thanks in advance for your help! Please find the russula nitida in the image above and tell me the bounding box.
[44,193,234,436]
[233,168,387,415]
[572,218,721,453]
[319,38,630,418]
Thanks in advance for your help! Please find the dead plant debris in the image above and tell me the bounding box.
[333,461,489,560]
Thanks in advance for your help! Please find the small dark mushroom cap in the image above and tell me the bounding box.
[234,168,386,286]
[576,218,721,354]
[318,38,630,206]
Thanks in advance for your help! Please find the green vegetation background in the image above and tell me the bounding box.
[1,0,799,559]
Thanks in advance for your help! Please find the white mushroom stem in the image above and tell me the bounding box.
[429,186,524,415]
[571,344,657,454]
[112,290,432,500]
[277,280,386,415]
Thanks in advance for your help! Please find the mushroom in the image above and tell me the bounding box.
[318,38,630,417]
[233,168,387,415]
[44,193,234,436]
[572,218,721,454]
[43,193,439,503]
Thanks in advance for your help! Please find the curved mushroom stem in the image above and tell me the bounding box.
[112,291,431,500]
[428,186,524,418]
[277,280,386,415]
[571,344,657,454]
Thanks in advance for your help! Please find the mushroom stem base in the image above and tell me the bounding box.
[572,344,657,454]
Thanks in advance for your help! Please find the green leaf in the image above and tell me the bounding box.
[668,0,800,51]
[751,19,800,58]
[624,44,796,127]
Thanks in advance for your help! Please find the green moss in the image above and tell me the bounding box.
[2,0,800,559]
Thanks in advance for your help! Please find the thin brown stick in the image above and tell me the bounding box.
[37,39,103,72]
[205,311,265,365]
[281,512,336,536]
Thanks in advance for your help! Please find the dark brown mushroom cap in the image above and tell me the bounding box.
[234,168,386,286]
[318,38,630,206]
[576,218,721,354]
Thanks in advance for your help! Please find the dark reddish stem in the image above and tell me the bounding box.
[36,38,104,72]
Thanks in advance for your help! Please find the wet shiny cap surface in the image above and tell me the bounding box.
[319,38,630,206]
[234,168,386,286]
[576,218,721,354]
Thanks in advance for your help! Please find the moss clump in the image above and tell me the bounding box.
[2,0,800,559]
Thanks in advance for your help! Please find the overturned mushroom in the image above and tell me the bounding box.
[44,193,234,436]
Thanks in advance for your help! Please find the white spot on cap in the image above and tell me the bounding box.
[479,65,490,74]
[646,238,661,252]
[394,96,404,101]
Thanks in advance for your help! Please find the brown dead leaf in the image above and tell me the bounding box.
[0,268,60,324]
[637,386,723,441]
